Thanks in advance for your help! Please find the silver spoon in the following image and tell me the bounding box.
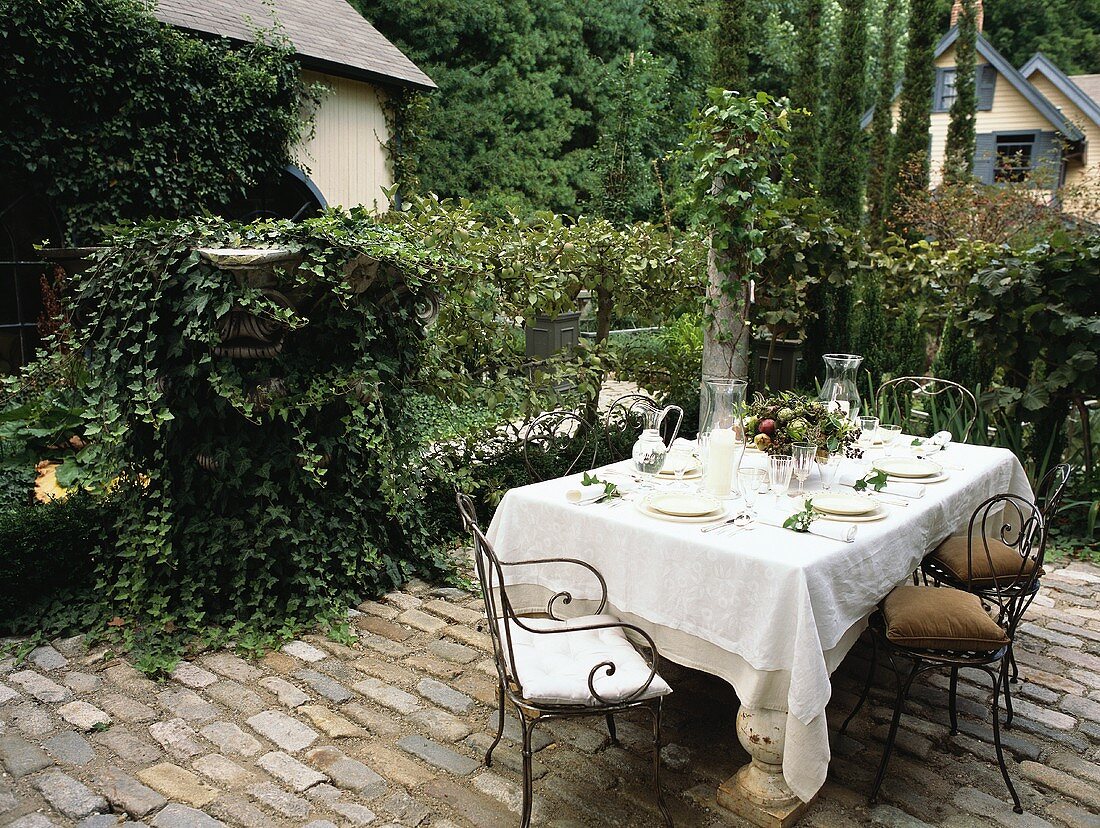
[701,511,752,534]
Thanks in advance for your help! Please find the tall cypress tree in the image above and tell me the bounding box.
[943,0,978,182]
[887,0,940,212]
[713,0,750,90]
[866,0,901,238]
[820,0,870,226]
[789,0,825,192]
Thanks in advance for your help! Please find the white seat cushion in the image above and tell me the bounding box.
[500,613,672,706]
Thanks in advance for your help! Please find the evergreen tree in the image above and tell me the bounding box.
[713,0,750,90]
[819,0,870,227]
[887,0,940,212]
[943,0,978,182]
[788,0,824,192]
[865,0,901,238]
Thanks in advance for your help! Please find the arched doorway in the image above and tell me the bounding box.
[222,166,327,222]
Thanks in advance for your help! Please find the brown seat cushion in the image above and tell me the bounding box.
[881,586,1010,651]
[926,535,1041,588]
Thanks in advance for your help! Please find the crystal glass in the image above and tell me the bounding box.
[738,468,768,516]
[700,378,747,497]
[858,415,880,449]
[817,452,842,490]
[791,442,817,497]
[817,354,864,422]
[878,424,902,455]
[768,454,794,503]
[665,441,696,488]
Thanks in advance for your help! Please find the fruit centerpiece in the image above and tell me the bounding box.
[746,391,862,458]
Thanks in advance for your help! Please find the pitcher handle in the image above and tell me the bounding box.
[657,405,684,447]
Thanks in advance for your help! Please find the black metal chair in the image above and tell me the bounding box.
[875,376,978,442]
[840,493,1046,814]
[520,409,595,483]
[456,494,674,827]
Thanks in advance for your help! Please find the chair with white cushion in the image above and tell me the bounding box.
[456,493,674,827]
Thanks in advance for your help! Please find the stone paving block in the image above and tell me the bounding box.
[207,793,269,828]
[201,681,266,716]
[28,646,68,672]
[96,730,162,764]
[423,599,483,627]
[75,815,118,828]
[43,731,96,765]
[259,651,300,674]
[245,710,318,752]
[405,655,462,681]
[443,625,492,652]
[411,706,473,743]
[354,743,437,788]
[9,702,53,737]
[0,734,54,778]
[351,656,417,686]
[341,702,402,737]
[157,689,219,723]
[170,661,218,689]
[8,816,57,828]
[104,664,157,693]
[247,781,312,819]
[62,672,100,694]
[8,671,72,703]
[257,750,327,792]
[0,681,18,704]
[355,615,414,642]
[305,745,386,796]
[1060,693,1100,722]
[99,693,157,723]
[1018,760,1100,810]
[453,673,497,707]
[91,765,168,818]
[464,732,547,781]
[57,700,111,731]
[193,753,256,787]
[32,769,108,819]
[150,803,225,828]
[383,592,422,612]
[201,654,261,682]
[417,678,474,714]
[258,676,310,708]
[291,669,353,703]
[1010,698,1076,730]
[198,721,262,757]
[357,599,399,619]
[357,632,410,659]
[1043,801,1100,828]
[382,789,431,825]
[137,762,218,807]
[423,777,514,826]
[428,639,479,664]
[352,677,421,714]
[331,801,378,826]
[149,718,205,760]
[302,821,339,828]
[297,704,362,738]
[397,609,448,635]
[282,640,328,662]
[398,734,480,776]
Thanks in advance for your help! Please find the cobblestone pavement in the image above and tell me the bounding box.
[2,561,1099,828]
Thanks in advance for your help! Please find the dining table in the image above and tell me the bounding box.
[486,439,1033,828]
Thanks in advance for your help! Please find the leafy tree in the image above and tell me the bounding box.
[0,0,315,246]
[820,0,870,226]
[713,0,751,90]
[865,0,902,238]
[888,0,941,214]
[944,0,978,182]
[788,0,825,191]
[983,0,1100,74]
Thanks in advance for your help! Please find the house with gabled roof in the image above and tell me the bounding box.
[152,0,435,215]
[861,0,1100,218]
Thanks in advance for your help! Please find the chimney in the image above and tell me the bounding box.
[950,0,984,33]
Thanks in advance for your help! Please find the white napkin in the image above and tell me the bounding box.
[839,472,925,499]
[930,431,953,448]
[566,483,606,504]
[756,508,858,543]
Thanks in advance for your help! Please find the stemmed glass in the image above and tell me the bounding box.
[791,442,817,498]
[817,452,842,490]
[738,468,768,518]
[878,424,902,456]
[858,416,880,450]
[768,454,793,505]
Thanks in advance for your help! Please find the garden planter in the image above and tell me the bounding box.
[524,311,581,360]
[752,337,803,391]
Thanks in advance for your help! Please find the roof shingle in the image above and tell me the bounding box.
[151,0,435,90]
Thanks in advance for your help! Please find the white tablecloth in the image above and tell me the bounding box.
[486,442,1032,801]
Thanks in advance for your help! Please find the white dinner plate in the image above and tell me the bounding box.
[872,457,942,478]
[635,498,728,524]
[656,467,702,480]
[809,493,878,516]
[888,471,949,485]
[815,506,887,523]
[647,492,722,517]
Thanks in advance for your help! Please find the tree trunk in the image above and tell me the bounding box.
[702,245,750,382]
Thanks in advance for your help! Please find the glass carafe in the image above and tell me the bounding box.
[699,378,747,497]
[631,404,683,475]
[817,354,863,422]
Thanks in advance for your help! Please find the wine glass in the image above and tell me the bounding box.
[666,441,695,489]
[791,442,817,498]
[768,454,793,505]
[858,416,880,450]
[878,424,902,456]
[738,468,768,517]
[817,452,842,490]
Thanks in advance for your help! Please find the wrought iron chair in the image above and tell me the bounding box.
[875,376,978,442]
[922,463,1073,698]
[599,393,684,468]
[520,409,595,483]
[840,493,1046,814]
[456,494,674,827]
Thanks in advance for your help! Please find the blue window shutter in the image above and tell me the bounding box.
[977,65,997,110]
[932,68,946,111]
[973,133,996,184]
[1032,131,1062,187]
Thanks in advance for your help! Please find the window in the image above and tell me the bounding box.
[994,133,1035,182]
[936,69,958,111]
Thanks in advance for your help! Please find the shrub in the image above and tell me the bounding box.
[614,314,703,434]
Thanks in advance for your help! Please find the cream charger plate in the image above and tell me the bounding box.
[887,471,950,485]
[636,497,728,524]
[656,467,702,480]
[647,492,723,517]
[872,457,942,478]
[815,506,887,523]
[809,493,878,516]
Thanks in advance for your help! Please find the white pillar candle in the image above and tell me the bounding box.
[704,428,737,496]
